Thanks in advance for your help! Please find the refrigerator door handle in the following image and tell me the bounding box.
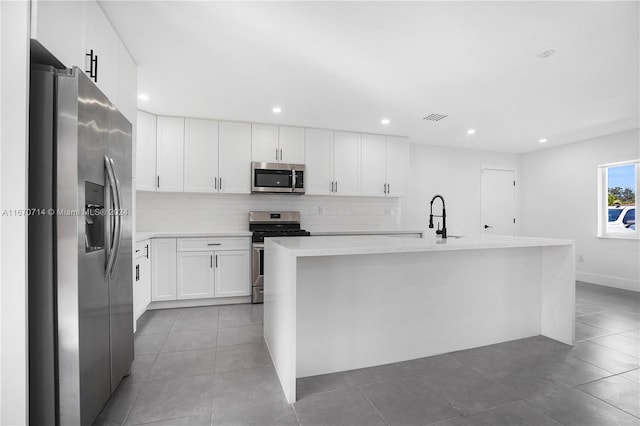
[109,157,123,278]
[104,155,117,278]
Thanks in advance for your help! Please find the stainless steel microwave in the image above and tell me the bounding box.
[251,162,305,194]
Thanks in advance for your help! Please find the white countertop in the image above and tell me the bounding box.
[267,234,574,257]
[136,231,252,242]
[135,229,421,242]
[311,230,423,236]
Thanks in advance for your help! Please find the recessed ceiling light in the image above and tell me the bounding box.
[138,93,149,101]
[539,138,548,143]
[467,129,476,135]
[537,49,556,58]
[381,118,390,125]
[272,107,282,113]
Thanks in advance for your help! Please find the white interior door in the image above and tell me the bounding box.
[481,169,516,235]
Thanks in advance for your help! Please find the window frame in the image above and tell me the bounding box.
[597,159,639,239]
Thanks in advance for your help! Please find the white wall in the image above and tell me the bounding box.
[0,1,30,424]
[520,129,640,292]
[401,143,521,236]
[137,192,402,232]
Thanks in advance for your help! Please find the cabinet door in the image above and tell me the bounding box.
[134,242,151,322]
[305,128,334,195]
[215,250,250,297]
[140,246,151,310]
[31,0,85,69]
[251,124,279,163]
[279,126,305,164]
[219,121,251,194]
[151,239,177,301]
[184,119,218,193]
[333,131,361,196]
[177,252,215,300]
[136,111,157,191]
[361,134,386,197]
[116,40,137,126]
[84,1,119,102]
[385,137,409,197]
[156,116,184,192]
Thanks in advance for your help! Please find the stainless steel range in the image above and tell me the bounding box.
[250,211,310,303]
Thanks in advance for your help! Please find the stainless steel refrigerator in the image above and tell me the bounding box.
[29,63,133,426]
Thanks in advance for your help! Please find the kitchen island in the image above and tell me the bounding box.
[263,235,575,403]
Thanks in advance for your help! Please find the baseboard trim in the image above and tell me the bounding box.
[147,296,252,310]
[576,271,639,292]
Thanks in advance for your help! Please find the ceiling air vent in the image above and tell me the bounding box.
[423,113,448,121]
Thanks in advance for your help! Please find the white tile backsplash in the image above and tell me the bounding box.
[136,191,402,232]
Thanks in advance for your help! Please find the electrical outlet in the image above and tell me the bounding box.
[384,208,391,216]
[577,254,584,262]
[318,206,324,215]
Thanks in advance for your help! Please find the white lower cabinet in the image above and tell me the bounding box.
[151,238,177,301]
[151,237,251,303]
[215,250,251,297]
[177,252,215,299]
[134,240,151,321]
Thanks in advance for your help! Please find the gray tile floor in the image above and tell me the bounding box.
[95,282,640,426]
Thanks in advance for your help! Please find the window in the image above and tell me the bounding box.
[598,160,639,238]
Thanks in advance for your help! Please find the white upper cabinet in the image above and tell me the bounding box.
[31,0,86,69]
[219,122,252,194]
[116,41,137,125]
[136,111,157,191]
[83,1,119,103]
[251,124,279,163]
[305,129,334,196]
[385,136,409,197]
[184,119,219,193]
[252,124,305,164]
[156,117,184,192]
[333,131,361,196]
[279,127,305,164]
[31,1,137,118]
[361,134,387,197]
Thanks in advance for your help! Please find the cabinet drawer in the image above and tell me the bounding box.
[135,240,150,260]
[177,237,250,252]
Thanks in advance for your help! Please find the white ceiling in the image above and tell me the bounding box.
[100,1,639,153]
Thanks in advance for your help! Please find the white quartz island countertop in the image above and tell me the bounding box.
[263,234,576,404]
[266,234,574,257]
[136,231,252,242]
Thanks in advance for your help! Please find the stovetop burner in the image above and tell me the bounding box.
[249,211,310,243]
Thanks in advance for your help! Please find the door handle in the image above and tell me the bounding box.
[484,225,493,229]
[104,156,118,278]
[109,157,123,278]
[210,255,213,268]
[207,243,221,246]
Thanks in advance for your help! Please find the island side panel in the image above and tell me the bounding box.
[296,247,543,378]
[540,244,575,345]
[263,239,297,404]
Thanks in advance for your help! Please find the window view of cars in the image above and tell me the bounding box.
[607,205,636,233]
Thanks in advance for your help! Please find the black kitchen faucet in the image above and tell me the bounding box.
[428,194,447,239]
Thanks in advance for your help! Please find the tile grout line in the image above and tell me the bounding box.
[290,403,302,426]
[573,385,640,420]
[355,385,391,426]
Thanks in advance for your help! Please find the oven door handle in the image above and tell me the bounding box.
[252,243,264,287]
